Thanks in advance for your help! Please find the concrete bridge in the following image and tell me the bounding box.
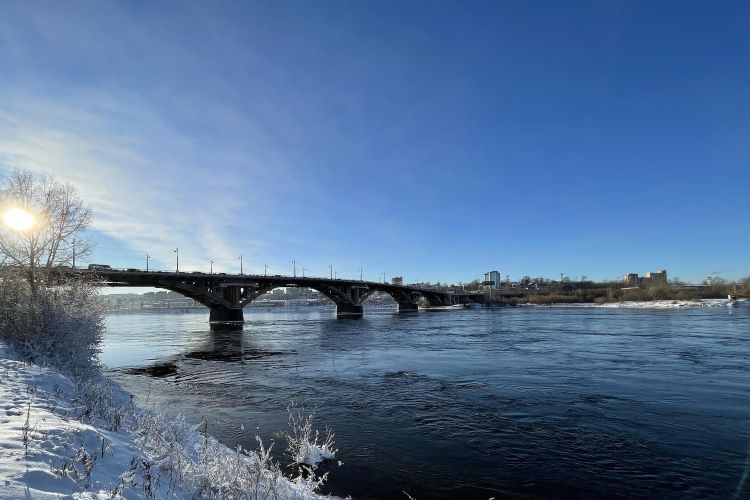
[75,269,463,321]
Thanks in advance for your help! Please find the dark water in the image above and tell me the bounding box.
[101,305,750,499]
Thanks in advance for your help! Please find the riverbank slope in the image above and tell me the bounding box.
[0,343,332,499]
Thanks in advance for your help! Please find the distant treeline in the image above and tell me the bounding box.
[497,279,749,305]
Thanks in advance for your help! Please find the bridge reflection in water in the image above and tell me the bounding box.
[72,269,481,322]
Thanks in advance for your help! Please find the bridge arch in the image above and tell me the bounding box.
[235,283,350,307]
[356,285,451,311]
[160,281,366,319]
[163,283,232,309]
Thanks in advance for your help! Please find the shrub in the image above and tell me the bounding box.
[281,406,337,467]
[0,268,104,380]
[647,285,671,301]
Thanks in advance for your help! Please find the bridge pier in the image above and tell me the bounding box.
[335,303,363,318]
[209,306,244,323]
[397,302,419,313]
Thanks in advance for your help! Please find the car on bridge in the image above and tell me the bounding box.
[88,264,112,271]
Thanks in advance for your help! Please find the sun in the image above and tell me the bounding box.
[3,207,35,231]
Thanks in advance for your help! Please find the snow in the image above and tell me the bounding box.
[0,344,152,499]
[0,343,335,499]
[521,299,747,309]
[282,410,338,468]
[297,444,336,467]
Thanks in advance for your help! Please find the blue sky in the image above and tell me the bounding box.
[1,0,748,284]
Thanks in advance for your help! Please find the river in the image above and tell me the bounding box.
[100,304,749,499]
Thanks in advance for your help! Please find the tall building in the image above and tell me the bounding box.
[391,276,403,286]
[645,269,667,286]
[623,269,668,287]
[483,270,501,290]
[623,273,640,286]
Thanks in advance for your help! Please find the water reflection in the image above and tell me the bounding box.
[123,361,179,378]
[121,325,287,369]
[184,329,285,363]
[209,321,245,332]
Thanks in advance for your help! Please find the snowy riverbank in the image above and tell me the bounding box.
[519,298,746,309]
[0,343,334,499]
[0,344,155,499]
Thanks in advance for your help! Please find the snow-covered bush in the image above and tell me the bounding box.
[281,406,337,467]
[0,268,104,380]
[132,409,330,499]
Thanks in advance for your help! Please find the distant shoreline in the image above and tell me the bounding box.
[517,298,744,309]
[102,298,747,315]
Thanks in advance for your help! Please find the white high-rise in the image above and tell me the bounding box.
[484,270,501,290]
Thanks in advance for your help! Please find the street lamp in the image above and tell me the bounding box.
[146,253,150,271]
[210,260,214,274]
[292,259,296,277]
[174,248,179,272]
[239,254,243,275]
[264,264,268,276]
[359,268,363,281]
[302,266,307,278]
[329,265,333,279]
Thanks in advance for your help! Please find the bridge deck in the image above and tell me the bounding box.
[54,268,483,321]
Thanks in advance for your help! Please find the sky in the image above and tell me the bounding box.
[0,0,748,285]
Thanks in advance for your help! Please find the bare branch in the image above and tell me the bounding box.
[0,169,95,288]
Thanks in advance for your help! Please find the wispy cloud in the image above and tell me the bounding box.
[0,1,371,274]
[0,88,288,272]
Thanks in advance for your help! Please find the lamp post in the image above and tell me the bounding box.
[359,268,363,281]
[292,259,296,278]
[174,248,179,272]
[72,238,76,268]
[264,264,268,276]
[210,260,214,274]
[302,267,307,278]
[329,265,333,279]
[146,253,150,271]
[239,254,243,275]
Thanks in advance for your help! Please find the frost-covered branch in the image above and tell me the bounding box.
[0,169,94,291]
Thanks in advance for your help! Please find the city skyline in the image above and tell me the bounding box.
[1,0,748,285]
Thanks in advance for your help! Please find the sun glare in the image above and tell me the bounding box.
[3,207,35,231]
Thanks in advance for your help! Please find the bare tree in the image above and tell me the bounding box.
[0,169,93,291]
